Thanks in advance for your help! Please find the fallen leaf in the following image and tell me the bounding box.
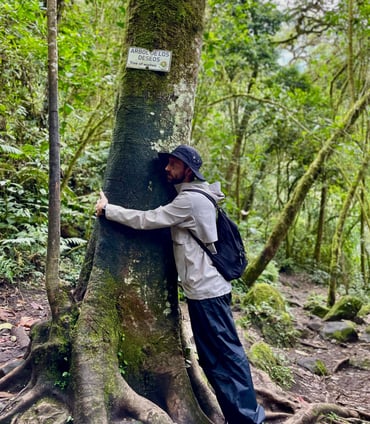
[0,308,15,321]
[30,302,44,310]
[18,316,38,328]
[0,322,13,331]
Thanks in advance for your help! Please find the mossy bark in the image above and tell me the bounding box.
[71,0,212,421]
[0,1,217,423]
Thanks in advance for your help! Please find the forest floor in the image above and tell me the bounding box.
[0,273,369,422]
[235,273,370,422]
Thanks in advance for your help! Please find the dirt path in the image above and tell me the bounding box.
[1,274,369,419]
[0,283,50,365]
[261,274,369,415]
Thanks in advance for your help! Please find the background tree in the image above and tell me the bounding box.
[46,0,61,320]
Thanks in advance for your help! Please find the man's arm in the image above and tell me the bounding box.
[95,191,192,230]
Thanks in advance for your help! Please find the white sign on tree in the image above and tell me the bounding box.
[126,47,172,72]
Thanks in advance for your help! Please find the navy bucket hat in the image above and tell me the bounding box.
[159,145,206,181]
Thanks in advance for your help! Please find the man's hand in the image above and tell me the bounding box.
[96,191,108,216]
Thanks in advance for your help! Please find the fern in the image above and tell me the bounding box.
[61,237,87,254]
[0,142,23,156]
[0,255,16,283]
[1,237,36,247]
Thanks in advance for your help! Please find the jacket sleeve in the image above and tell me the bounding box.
[104,195,192,230]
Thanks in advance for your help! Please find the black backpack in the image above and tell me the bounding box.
[183,189,248,281]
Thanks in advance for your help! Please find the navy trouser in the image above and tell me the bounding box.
[187,293,265,424]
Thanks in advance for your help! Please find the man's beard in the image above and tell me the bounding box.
[167,173,186,185]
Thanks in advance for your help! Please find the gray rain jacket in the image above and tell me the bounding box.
[105,181,232,300]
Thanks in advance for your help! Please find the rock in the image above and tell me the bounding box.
[297,357,329,375]
[249,341,294,388]
[11,326,30,350]
[309,304,330,318]
[350,357,370,371]
[320,320,358,342]
[14,398,70,423]
[243,282,286,312]
[242,283,298,347]
[357,303,370,322]
[359,324,370,342]
[324,295,363,321]
[304,299,329,318]
[306,318,322,332]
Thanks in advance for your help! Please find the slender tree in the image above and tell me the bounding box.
[327,150,370,305]
[313,181,327,265]
[46,0,60,320]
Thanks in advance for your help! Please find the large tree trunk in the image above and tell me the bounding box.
[0,1,218,423]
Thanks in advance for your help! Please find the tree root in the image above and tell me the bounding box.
[251,366,299,412]
[112,370,175,424]
[283,402,369,424]
[252,368,370,423]
[0,379,69,424]
[0,357,31,392]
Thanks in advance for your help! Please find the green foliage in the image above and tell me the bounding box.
[242,283,299,346]
[0,0,124,285]
[249,341,294,388]
[54,371,71,391]
[304,292,330,318]
[313,359,328,376]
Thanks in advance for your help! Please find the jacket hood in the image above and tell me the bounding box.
[175,181,225,204]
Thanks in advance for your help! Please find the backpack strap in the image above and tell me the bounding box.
[182,189,218,256]
[182,188,218,208]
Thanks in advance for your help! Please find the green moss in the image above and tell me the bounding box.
[324,295,363,321]
[304,293,330,318]
[15,398,70,423]
[331,322,358,342]
[350,357,370,370]
[357,303,370,318]
[249,341,294,388]
[249,341,277,369]
[242,283,286,312]
[120,0,205,97]
[241,283,298,347]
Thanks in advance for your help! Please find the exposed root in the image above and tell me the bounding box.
[252,366,299,414]
[0,357,32,392]
[112,371,175,424]
[332,357,350,373]
[0,383,44,423]
[264,411,295,421]
[284,402,368,424]
[256,386,298,413]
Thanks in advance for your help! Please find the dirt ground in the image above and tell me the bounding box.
[276,273,369,415]
[1,274,369,421]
